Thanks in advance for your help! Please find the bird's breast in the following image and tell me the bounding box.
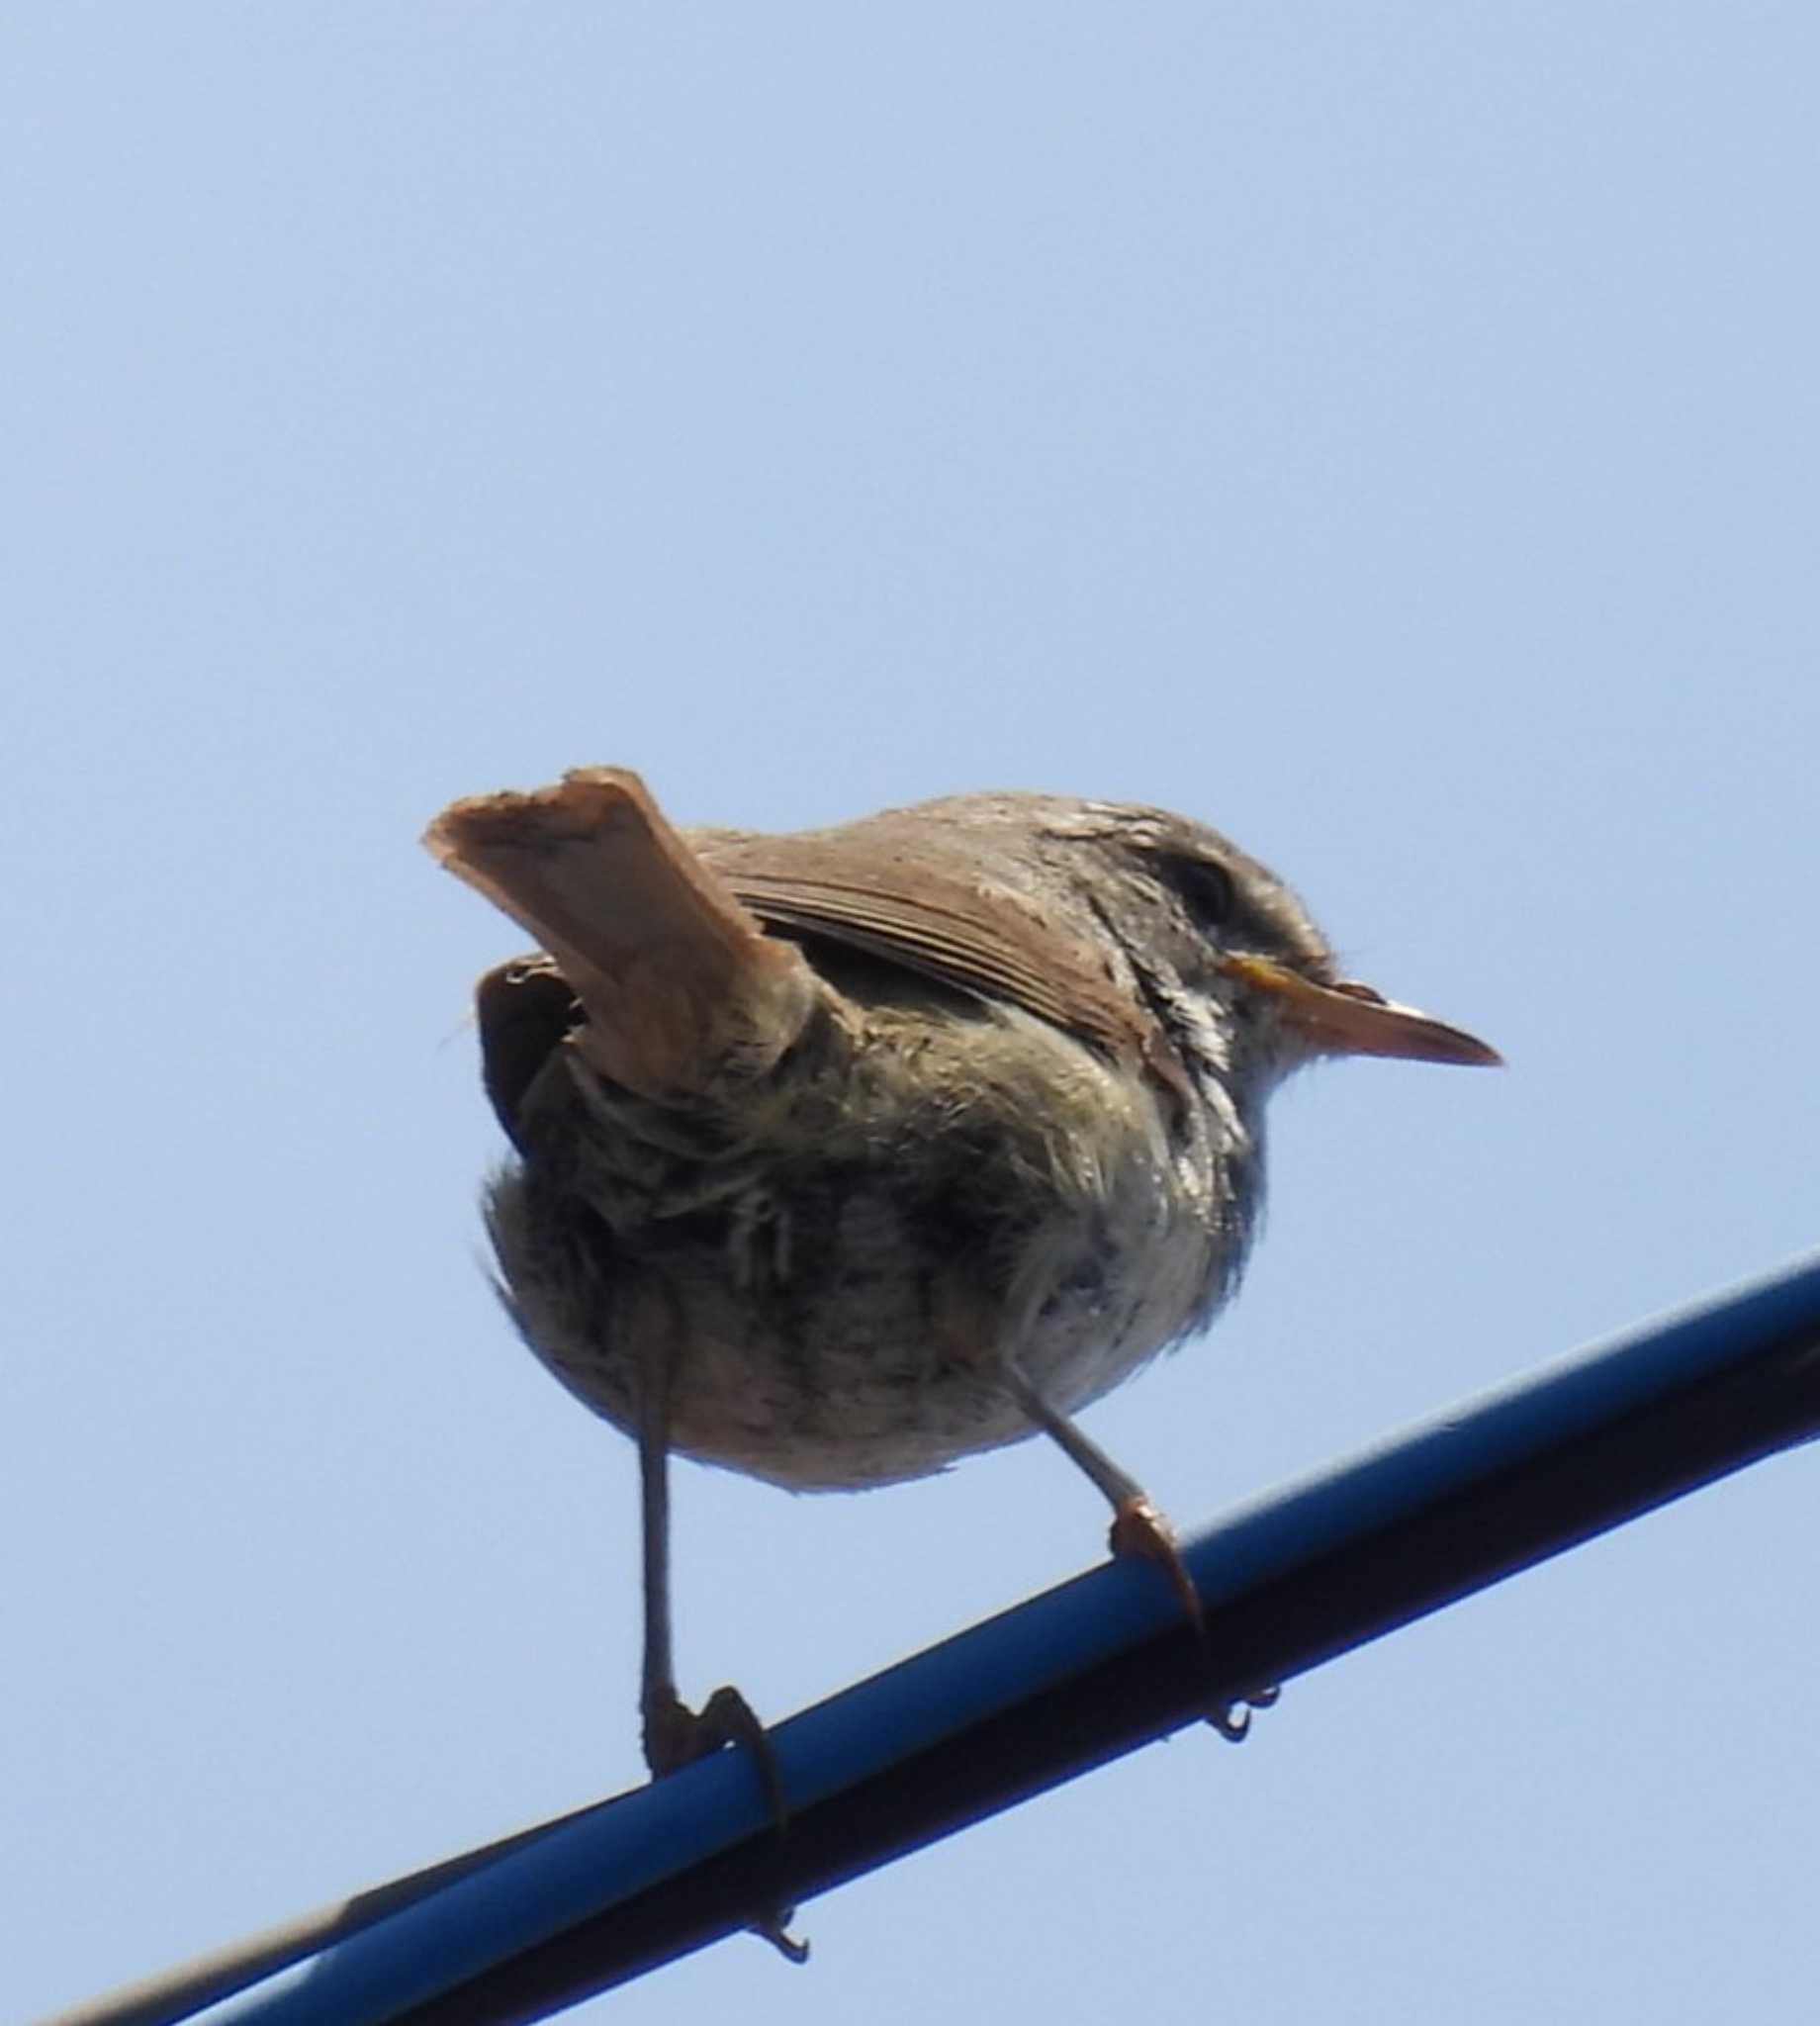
[485,989,1255,1490]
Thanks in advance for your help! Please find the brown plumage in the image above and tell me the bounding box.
[426,766,1497,1919]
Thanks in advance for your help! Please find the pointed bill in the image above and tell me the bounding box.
[1221,953,1502,1067]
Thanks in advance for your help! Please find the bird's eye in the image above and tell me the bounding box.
[1167,857,1237,928]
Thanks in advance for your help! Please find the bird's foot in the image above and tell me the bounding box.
[1108,1495,1280,1743]
[1108,1494,1204,1625]
[643,1685,809,1964]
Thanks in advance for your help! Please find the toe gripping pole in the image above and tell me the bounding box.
[52,1251,1820,2026]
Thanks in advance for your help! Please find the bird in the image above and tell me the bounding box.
[425,767,1498,1952]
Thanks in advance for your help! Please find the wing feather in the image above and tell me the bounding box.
[698,846,1156,1066]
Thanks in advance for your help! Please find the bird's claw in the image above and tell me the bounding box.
[643,1685,810,1963]
[1108,1494,1205,1629]
[1108,1496,1281,1744]
[1207,1686,1280,1743]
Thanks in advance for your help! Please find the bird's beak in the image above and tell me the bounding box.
[1221,953,1502,1067]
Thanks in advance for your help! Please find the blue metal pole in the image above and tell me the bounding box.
[56,1250,1820,2026]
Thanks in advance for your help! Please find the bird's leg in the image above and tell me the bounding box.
[1003,1362,1277,1742]
[1003,1364,1203,1623]
[635,1312,808,1963]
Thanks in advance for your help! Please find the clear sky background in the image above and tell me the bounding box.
[8,7,1817,2021]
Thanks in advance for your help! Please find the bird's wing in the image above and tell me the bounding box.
[426,769,1170,1107]
[698,836,1156,1067]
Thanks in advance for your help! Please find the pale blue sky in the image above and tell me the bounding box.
[8,7,1818,2021]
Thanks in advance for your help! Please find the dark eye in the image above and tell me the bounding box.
[1167,856,1237,928]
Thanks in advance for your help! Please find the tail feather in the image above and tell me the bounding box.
[426,768,814,1098]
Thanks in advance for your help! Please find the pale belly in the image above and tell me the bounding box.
[486,998,1251,1490]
